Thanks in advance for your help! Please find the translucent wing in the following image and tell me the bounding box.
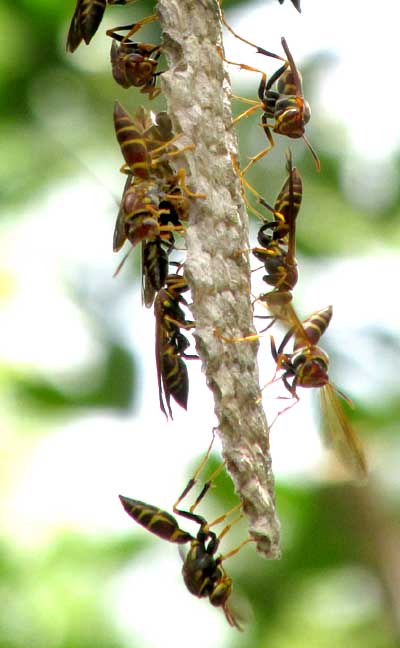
[319,384,368,482]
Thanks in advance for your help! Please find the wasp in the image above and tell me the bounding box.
[119,433,251,628]
[139,109,192,306]
[154,274,197,419]
[140,108,195,221]
[113,102,196,188]
[114,101,159,181]
[278,0,301,12]
[141,237,173,308]
[222,20,319,171]
[107,16,162,99]
[270,301,368,480]
[66,0,136,53]
[117,180,169,247]
[234,150,302,309]
[250,151,302,308]
[113,105,197,300]
[112,103,194,252]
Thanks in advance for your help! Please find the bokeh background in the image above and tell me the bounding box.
[1,0,400,646]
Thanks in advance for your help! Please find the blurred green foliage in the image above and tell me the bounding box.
[1,1,400,648]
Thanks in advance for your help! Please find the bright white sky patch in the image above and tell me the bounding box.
[109,553,228,648]
[224,0,399,161]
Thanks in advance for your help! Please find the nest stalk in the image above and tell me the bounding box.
[156,0,280,558]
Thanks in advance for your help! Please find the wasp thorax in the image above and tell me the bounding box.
[182,544,219,597]
[274,97,306,137]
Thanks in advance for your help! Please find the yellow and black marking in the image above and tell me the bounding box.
[67,0,138,52]
[119,497,192,544]
[107,16,162,99]
[299,305,333,348]
[67,0,107,52]
[271,150,302,243]
[270,302,331,393]
[120,433,252,629]
[222,21,319,171]
[154,274,196,419]
[248,151,301,310]
[114,102,153,180]
[141,238,170,308]
[269,302,367,479]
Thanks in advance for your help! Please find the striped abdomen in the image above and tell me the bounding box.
[290,306,332,389]
[119,496,192,544]
[274,160,302,237]
[114,102,151,180]
[295,305,333,349]
[160,341,189,411]
[142,240,169,308]
[66,0,107,52]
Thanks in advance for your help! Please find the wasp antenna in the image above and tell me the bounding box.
[302,133,320,171]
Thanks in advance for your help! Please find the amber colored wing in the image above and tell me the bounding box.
[319,384,368,482]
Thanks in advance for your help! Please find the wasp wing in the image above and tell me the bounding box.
[113,173,133,252]
[319,384,367,482]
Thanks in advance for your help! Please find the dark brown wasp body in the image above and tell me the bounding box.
[259,39,314,148]
[271,303,332,394]
[115,179,167,249]
[139,108,192,306]
[119,496,241,625]
[222,20,319,170]
[112,103,189,253]
[251,151,302,307]
[67,0,106,52]
[113,102,193,191]
[270,301,368,480]
[67,0,134,52]
[107,17,162,99]
[113,103,197,309]
[154,274,196,419]
[141,238,170,308]
[119,436,251,628]
[243,36,319,171]
[114,101,155,180]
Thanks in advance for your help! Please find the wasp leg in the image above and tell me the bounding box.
[215,328,260,344]
[221,13,285,62]
[231,153,280,221]
[241,123,275,175]
[231,95,261,107]
[268,394,300,430]
[219,537,254,562]
[208,503,242,533]
[171,168,206,199]
[173,429,217,513]
[106,14,158,44]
